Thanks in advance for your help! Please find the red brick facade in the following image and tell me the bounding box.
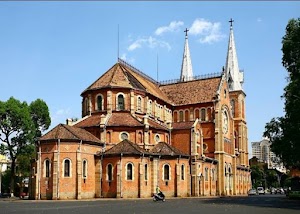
[30,57,251,200]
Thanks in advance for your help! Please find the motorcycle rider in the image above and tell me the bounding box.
[156,185,165,199]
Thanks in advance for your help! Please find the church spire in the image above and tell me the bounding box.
[180,28,193,82]
[225,18,244,91]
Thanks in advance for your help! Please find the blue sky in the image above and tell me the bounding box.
[0,1,299,157]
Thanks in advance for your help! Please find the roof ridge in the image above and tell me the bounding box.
[81,63,117,95]
[126,139,145,154]
[61,124,82,141]
[109,63,121,85]
[118,58,159,85]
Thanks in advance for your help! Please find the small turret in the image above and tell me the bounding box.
[180,28,193,82]
[225,19,244,91]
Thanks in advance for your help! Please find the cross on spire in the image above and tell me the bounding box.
[184,28,189,37]
[229,18,234,27]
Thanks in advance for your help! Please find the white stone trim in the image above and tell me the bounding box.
[95,93,104,111]
[125,162,134,181]
[43,159,51,178]
[119,131,130,141]
[106,163,114,181]
[62,158,72,178]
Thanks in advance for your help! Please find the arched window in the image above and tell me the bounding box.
[117,94,125,110]
[96,95,103,111]
[179,111,184,122]
[44,159,50,178]
[207,108,212,121]
[138,132,143,144]
[185,110,189,122]
[242,100,245,118]
[144,164,148,181]
[154,134,160,143]
[205,167,209,181]
[230,99,235,117]
[85,98,89,114]
[137,96,142,111]
[181,164,185,180]
[234,131,238,149]
[63,159,71,177]
[195,108,200,120]
[173,111,178,122]
[107,164,113,181]
[126,163,133,180]
[163,164,170,180]
[82,159,87,178]
[201,108,206,121]
[211,169,215,181]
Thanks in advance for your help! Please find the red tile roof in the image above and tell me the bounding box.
[39,124,103,144]
[81,62,171,104]
[107,112,143,127]
[74,115,101,128]
[151,142,189,157]
[160,77,221,105]
[172,122,195,130]
[104,139,150,155]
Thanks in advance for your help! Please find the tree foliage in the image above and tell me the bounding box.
[0,97,51,194]
[264,18,300,169]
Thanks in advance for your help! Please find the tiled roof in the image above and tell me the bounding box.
[39,124,103,144]
[135,115,169,131]
[107,112,143,127]
[104,139,150,155]
[159,77,221,105]
[147,118,169,131]
[74,115,101,128]
[151,142,189,157]
[81,62,171,104]
[172,122,195,130]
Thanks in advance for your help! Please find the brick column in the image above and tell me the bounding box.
[52,150,58,200]
[76,149,82,199]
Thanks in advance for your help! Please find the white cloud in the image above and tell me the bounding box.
[50,108,71,126]
[155,21,184,35]
[120,53,127,61]
[128,36,171,51]
[189,18,225,44]
[120,53,135,64]
[257,18,262,22]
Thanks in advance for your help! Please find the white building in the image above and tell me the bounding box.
[251,138,286,173]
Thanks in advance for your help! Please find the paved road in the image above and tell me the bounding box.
[0,195,299,214]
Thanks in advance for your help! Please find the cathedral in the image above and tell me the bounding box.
[29,21,251,200]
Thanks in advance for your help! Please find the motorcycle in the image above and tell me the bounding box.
[153,192,166,202]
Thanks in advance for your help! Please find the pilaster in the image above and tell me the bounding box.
[76,149,82,199]
[107,90,112,114]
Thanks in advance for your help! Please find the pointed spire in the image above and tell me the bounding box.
[225,19,244,91]
[180,28,193,82]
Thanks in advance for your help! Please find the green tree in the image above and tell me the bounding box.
[264,18,300,169]
[0,97,51,195]
[250,165,263,188]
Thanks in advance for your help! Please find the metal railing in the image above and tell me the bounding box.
[118,58,222,86]
[118,58,159,85]
[159,72,222,85]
